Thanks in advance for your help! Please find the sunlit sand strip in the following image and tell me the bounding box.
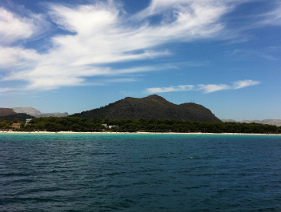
[0,131,280,135]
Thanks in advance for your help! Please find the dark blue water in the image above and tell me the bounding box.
[1,134,281,211]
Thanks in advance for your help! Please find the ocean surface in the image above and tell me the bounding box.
[1,134,281,212]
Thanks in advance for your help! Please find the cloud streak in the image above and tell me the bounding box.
[145,80,260,94]
[0,0,247,91]
[0,7,49,45]
[146,85,194,93]
[259,2,281,26]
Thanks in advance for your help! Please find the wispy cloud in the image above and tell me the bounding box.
[198,84,231,93]
[0,87,14,93]
[197,80,260,93]
[0,8,34,44]
[146,85,194,93]
[259,2,281,26]
[0,7,49,45]
[104,78,138,83]
[232,80,260,89]
[0,0,247,91]
[145,80,260,94]
[231,49,277,61]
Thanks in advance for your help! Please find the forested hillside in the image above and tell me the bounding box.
[0,113,35,122]
[70,95,221,122]
[1,117,278,134]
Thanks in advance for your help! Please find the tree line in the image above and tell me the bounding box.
[1,117,280,134]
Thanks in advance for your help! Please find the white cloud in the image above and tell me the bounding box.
[146,80,260,94]
[0,87,14,93]
[198,84,231,93]
[199,80,260,93]
[0,0,247,91]
[233,80,260,89]
[0,46,40,69]
[146,85,194,93]
[26,77,85,90]
[0,8,34,44]
[135,0,239,21]
[0,8,49,45]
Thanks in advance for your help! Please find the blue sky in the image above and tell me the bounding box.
[0,0,281,120]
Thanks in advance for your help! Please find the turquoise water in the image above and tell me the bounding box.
[1,134,281,211]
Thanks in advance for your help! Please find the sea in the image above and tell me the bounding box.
[1,133,281,212]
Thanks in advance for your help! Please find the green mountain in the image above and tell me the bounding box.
[70,95,221,122]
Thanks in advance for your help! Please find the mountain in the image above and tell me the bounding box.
[0,108,16,116]
[13,107,68,118]
[70,95,222,122]
[13,107,41,117]
[37,112,69,118]
[0,113,35,122]
[221,119,237,123]
[242,119,281,126]
[222,119,281,126]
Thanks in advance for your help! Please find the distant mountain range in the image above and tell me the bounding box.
[221,119,281,126]
[0,107,68,122]
[1,98,280,125]
[70,94,222,122]
[0,108,16,117]
[12,107,68,118]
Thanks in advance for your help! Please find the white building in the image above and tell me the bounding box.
[25,119,32,124]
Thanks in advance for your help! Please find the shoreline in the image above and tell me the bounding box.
[0,131,280,136]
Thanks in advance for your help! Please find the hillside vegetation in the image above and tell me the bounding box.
[70,95,221,122]
[0,113,35,122]
[1,117,279,134]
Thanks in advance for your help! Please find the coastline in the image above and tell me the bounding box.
[0,131,280,136]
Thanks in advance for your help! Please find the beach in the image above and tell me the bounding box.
[1,130,280,136]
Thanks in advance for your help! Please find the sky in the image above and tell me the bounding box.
[0,0,281,121]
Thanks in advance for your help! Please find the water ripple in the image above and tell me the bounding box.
[1,134,281,211]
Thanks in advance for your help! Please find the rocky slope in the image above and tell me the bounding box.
[0,108,16,117]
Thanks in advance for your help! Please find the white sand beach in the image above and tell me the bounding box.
[1,131,280,136]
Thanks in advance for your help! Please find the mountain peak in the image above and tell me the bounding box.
[146,94,161,98]
[144,94,166,101]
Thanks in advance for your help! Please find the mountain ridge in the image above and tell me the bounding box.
[0,113,35,122]
[12,107,68,118]
[222,119,281,126]
[70,95,222,122]
[0,108,16,117]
